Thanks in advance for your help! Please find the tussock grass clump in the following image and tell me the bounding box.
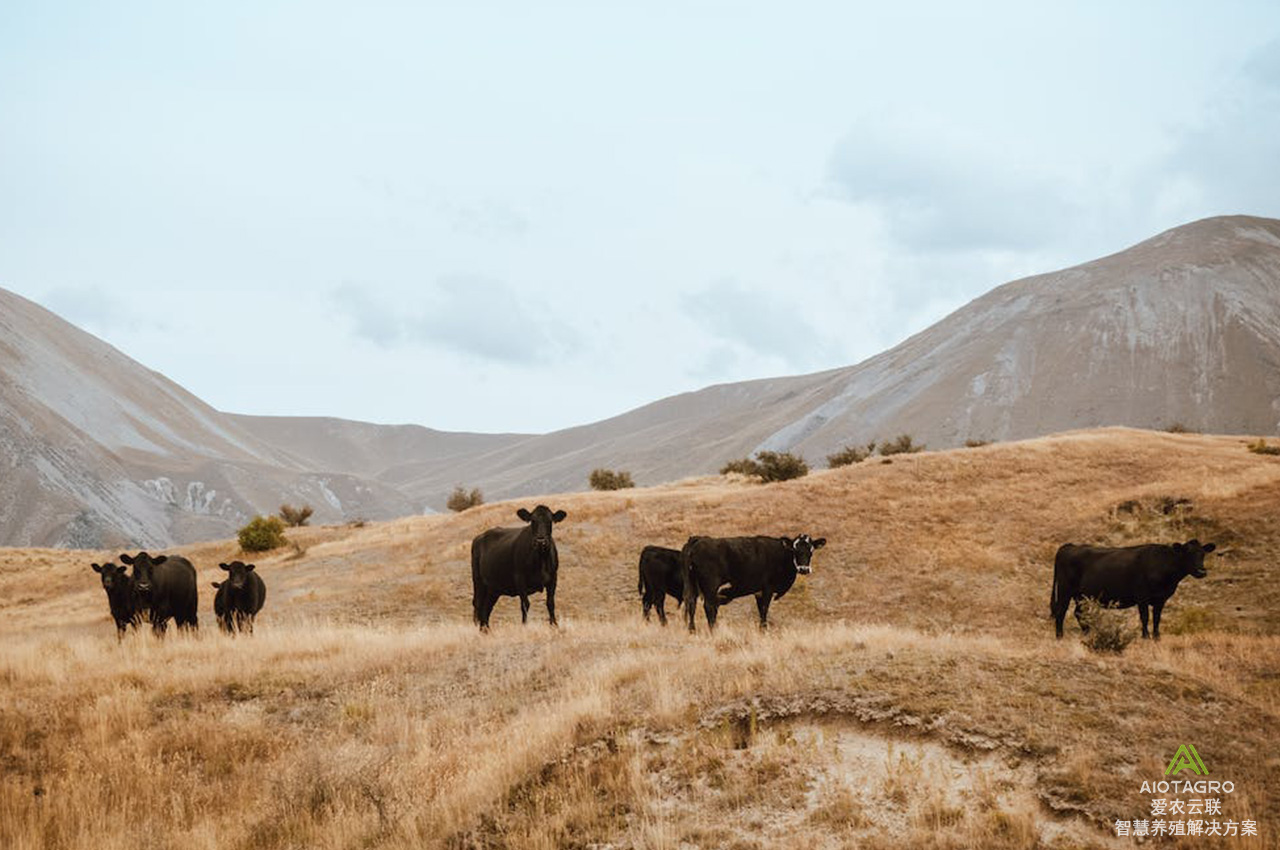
[1247,438,1280,456]
[589,468,635,490]
[238,515,287,552]
[964,438,991,448]
[719,451,808,482]
[878,434,924,456]
[279,503,314,527]
[827,442,876,468]
[447,485,484,512]
[1076,599,1138,654]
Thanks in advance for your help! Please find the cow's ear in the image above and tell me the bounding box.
[813,538,827,549]
[1202,542,1216,553]
[119,553,134,565]
[551,510,566,523]
[219,563,230,571]
[1172,542,1185,552]
[245,563,256,572]
[779,537,793,548]
[153,555,168,565]
[91,563,103,573]
[516,508,532,522]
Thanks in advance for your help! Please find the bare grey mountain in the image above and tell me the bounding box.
[353,215,1280,504]
[0,290,517,547]
[4,215,1279,546]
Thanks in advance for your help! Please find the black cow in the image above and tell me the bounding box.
[471,505,567,631]
[120,551,198,634]
[1051,539,1216,640]
[91,562,141,639]
[683,534,826,631]
[637,545,684,625]
[212,560,266,633]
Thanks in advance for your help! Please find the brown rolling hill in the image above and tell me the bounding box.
[3,429,1277,848]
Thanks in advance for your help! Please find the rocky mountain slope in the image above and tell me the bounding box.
[0,290,515,547]
[4,215,1279,545]
[349,215,1280,504]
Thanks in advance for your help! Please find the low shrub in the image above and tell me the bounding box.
[720,458,761,476]
[878,434,924,456]
[964,438,991,448]
[238,516,287,553]
[827,442,876,468]
[1076,599,1138,654]
[1247,438,1280,456]
[720,451,809,482]
[447,486,484,512]
[588,468,635,490]
[278,504,313,527]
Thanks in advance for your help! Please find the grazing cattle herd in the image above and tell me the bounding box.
[90,504,1218,642]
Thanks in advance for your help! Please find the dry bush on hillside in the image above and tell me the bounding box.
[447,485,484,512]
[964,438,991,448]
[279,503,314,527]
[878,434,924,456]
[1247,437,1280,455]
[589,468,635,490]
[720,451,809,482]
[1076,598,1138,654]
[827,442,876,468]
[237,515,287,552]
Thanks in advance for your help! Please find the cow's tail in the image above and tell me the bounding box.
[681,540,700,631]
[1050,545,1068,613]
[638,559,645,598]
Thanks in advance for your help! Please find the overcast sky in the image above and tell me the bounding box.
[3,2,1279,433]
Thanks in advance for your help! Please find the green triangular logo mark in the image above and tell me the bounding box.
[1165,744,1208,776]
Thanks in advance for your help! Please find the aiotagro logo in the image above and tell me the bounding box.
[1115,745,1258,839]
[1165,743,1209,777]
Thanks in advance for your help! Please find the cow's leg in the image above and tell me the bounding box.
[703,597,719,631]
[1053,605,1068,639]
[755,592,772,630]
[655,596,668,627]
[1138,603,1150,639]
[1152,600,1166,641]
[642,587,652,622]
[476,591,497,633]
[1072,599,1091,634]
[1051,590,1070,639]
[546,583,558,627]
[519,595,531,624]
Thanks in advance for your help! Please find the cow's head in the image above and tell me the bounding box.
[219,561,256,590]
[1173,539,1216,578]
[120,551,167,595]
[91,562,129,593]
[516,505,566,559]
[781,534,826,575]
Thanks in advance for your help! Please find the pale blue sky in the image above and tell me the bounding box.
[3,2,1279,432]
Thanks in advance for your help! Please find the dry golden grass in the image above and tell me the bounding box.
[2,428,1279,849]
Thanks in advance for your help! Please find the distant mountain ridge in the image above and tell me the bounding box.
[4,215,1280,547]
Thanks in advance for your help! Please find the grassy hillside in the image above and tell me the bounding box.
[2,428,1278,849]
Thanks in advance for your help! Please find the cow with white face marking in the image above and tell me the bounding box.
[682,534,826,631]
